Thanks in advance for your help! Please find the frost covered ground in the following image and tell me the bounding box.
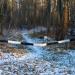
[0,28,75,75]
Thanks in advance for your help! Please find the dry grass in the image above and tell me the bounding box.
[69,42,75,49]
[0,44,28,58]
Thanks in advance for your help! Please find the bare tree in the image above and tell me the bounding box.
[55,0,70,40]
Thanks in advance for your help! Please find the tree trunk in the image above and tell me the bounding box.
[0,24,2,35]
[63,2,69,37]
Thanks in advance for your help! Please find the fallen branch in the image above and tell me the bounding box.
[0,38,75,47]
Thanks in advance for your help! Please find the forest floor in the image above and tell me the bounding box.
[0,27,75,75]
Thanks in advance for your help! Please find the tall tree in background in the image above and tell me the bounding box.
[63,0,70,38]
[46,0,51,32]
[0,0,4,35]
[56,0,70,40]
[56,0,63,40]
[0,7,3,35]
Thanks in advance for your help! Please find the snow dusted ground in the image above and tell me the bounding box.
[0,28,75,75]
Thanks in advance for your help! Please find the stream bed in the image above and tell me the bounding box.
[0,29,75,75]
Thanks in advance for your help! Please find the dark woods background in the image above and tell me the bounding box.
[0,0,75,40]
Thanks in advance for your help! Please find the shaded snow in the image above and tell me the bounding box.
[29,26,47,34]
